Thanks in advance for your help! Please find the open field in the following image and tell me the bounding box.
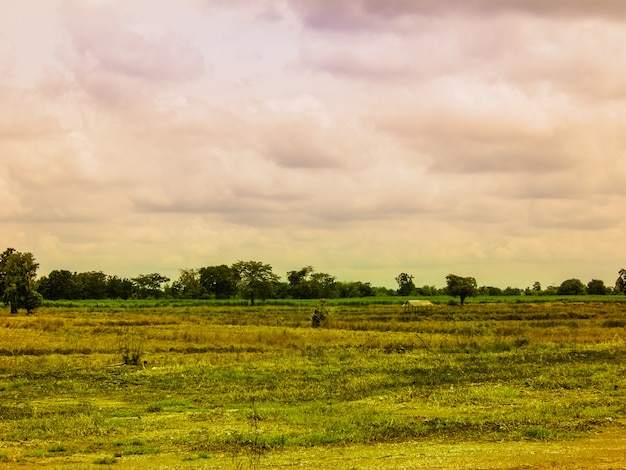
[1,301,626,468]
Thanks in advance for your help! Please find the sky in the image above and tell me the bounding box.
[1,0,625,290]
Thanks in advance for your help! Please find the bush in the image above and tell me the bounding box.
[311,299,331,328]
[557,279,586,295]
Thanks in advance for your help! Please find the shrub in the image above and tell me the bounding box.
[311,299,331,328]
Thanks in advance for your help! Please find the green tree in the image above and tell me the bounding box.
[132,273,170,299]
[416,284,438,296]
[336,281,374,298]
[37,269,76,300]
[445,274,478,305]
[287,265,315,298]
[544,284,558,295]
[231,260,279,305]
[106,275,133,299]
[395,272,415,296]
[0,248,15,302]
[503,286,522,296]
[587,279,607,295]
[479,286,503,296]
[286,266,337,299]
[199,265,238,299]
[172,268,204,299]
[309,272,337,298]
[557,278,586,295]
[615,269,626,294]
[76,271,108,299]
[0,248,42,314]
[531,281,542,295]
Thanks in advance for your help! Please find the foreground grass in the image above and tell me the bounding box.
[0,302,625,468]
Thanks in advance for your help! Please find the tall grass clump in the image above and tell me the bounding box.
[117,327,145,365]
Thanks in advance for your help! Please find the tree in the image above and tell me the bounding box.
[199,265,238,299]
[544,284,558,295]
[0,248,42,314]
[395,273,415,296]
[503,286,522,296]
[336,281,374,298]
[531,281,542,295]
[286,266,337,299]
[587,279,607,295]
[415,285,438,296]
[445,274,478,305]
[309,272,337,298]
[172,268,203,299]
[106,275,133,300]
[38,269,80,300]
[231,260,280,305]
[615,269,626,294]
[287,266,315,298]
[0,248,15,302]
[132,273,170,299]
[557,278,586,295]
[479,286,503,296]
[76,271,108,299]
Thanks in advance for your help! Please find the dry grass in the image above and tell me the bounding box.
[0,302,625,468]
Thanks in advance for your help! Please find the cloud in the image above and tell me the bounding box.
[0,177,26,218]
[292,4,626,108]
[256,95,346,169]
[290,0,626,33]
[1,0,625,290]
[0,36,15,83]
[59,1,206,106]
[297,33,416,80]
[528,199,621,231]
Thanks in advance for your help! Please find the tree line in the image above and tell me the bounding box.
[2,247,626,313]
[397,272,617,302]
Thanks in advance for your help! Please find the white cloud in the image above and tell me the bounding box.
[0,0,624,289]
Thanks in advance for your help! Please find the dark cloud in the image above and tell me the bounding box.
[424,138,574,174]
[376,105,576,175]
[290,0,626,32]
[267,131,342,169]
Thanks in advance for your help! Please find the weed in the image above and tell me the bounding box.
[122,446,160,455]
[231,400,267,469]
[521,426,555,440]
[182,452,212,461]
[146,402,163,413]
[48,444,68,453]
[117,327,145,365]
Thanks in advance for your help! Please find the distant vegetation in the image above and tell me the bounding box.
[1,247,625,312]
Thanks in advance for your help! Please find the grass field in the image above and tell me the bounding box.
[1,300,626,468]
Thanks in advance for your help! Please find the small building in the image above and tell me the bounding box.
[402,299,434,313]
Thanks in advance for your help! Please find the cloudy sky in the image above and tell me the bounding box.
[2,0,625,290]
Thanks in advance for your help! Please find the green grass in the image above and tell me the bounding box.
[38,294,626,309]
[0,301,625,466]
